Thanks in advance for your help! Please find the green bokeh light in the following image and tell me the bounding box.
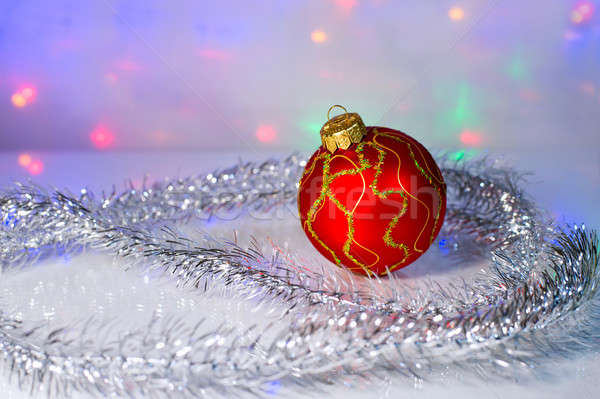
[508,57,527,80]
[450,148,480,162]
[453,150,465,161]
[453,83,473,126]
[506,48,529,81]
[297,118,322,150]
[434,81,482,141]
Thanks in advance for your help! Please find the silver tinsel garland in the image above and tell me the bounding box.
[0,154,598,398]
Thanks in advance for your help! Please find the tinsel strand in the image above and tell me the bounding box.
[0,155,597,398]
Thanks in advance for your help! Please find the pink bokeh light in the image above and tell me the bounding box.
[115,59,141,72]
[20,86,37,101]
[27,160,44,175]
[90,125,116,149]
[571,1,594,24]
[104,72,118,84]
[334,0,358,14]
[256,125,277,143]
[580,82,596,96]
[198,48,231,61]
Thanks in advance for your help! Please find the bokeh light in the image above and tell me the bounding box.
[519,88,541,102]
[17,153,32,167]
[451,149,480,162]
[21,86,36,101]
[152,131,173,145]
[104,72,118,84]
[116,59,141,72]
[334,0,358,13]
[10,85,37,108]
[198,48,231,61]
[90,125,115,149]
[459,130,482,147]
[564,29,582,41]
[448,7,465,21]
[256,125,277,143]
[319,69,344,80]
[580,82,595,96]
[11,93,27,108]
[311,30,328,43]
[507,56,527,80]
[0,1,598,161]
[27,160,44,175]
[571,1,594,24]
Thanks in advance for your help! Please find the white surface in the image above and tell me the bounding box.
[0,150,598,399]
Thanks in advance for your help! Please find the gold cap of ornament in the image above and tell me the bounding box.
[320,105,367,153]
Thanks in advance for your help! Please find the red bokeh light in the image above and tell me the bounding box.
[90,125,115,149]
[27,160,44,175]
[460,130,483,147]
[256,125,277,143]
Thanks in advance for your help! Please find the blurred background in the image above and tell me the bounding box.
[0,0,599,224]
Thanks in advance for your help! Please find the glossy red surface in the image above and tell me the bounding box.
[298,126,446,276]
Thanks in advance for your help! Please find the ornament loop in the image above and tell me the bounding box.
[320,105,367,153]
[327,104,349,121]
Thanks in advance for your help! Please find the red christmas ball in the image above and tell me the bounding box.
[298,111,446,277]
